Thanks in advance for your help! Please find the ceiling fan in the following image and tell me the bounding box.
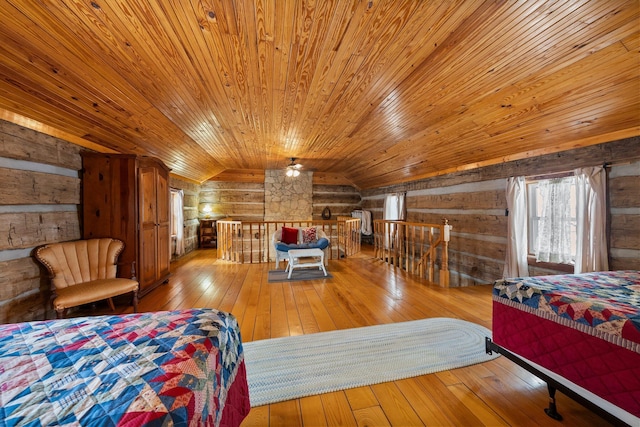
[286,157,303,177]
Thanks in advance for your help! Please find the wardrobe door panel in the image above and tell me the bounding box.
[138,166,159,291]
[139,225,158,290]
[139,167,157,227]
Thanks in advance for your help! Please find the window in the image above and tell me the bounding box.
[170,190,181,236]
[527,175,577,265]
[170,188,185,257]
[505,166,607,277]
[383,192,406,250]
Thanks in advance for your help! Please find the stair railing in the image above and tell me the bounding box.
[216,218,361,264]
[373,219,452,286]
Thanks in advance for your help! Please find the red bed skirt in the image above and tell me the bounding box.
[221,361,251,426]
[493,301,640,417]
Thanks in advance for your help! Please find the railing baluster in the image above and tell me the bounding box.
[214,219,361,265]
[372,219,451,287]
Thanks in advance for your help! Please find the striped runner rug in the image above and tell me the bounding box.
[242,317,498,407]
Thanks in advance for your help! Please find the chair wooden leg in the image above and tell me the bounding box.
[132,291,139,313]
[107,298,116,311]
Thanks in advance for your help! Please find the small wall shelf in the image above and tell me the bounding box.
[199,219,217,248]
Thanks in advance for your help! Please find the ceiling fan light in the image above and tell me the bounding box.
[285,157,302,177]
[285,168,300,177]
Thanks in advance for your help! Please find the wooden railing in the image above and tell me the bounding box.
[216,220,243,263]
[336,216,361,256]
[216,218,362,264]
[373,219,452,286]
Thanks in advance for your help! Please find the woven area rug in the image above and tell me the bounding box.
[243,317,498,407]
[267,269,333,283]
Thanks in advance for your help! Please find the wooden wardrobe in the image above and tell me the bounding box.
[81,152,171,297]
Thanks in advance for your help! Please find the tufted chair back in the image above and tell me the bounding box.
[36,238,124,290]
[35,238,139,318]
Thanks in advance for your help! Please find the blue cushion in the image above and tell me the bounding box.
[311,237,329,249]
[276,237,329,252]
[276,242,297,251]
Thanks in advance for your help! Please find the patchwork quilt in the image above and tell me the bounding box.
[0,309,250,426]
[493,270,640,351]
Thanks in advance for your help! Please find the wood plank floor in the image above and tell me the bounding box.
[98,247,613,427]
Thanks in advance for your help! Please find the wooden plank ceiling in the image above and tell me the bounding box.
[0,0,638,189]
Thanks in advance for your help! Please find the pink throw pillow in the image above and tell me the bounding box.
[281,227,298,244]
[302,227,317,243]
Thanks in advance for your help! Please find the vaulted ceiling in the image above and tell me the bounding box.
[0,1,638,189]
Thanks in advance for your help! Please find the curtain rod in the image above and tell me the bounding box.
[526,170,574,181]
[526,159,635,181]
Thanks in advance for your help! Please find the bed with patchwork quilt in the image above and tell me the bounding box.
[0,308,250,426]
[487,270,640,426]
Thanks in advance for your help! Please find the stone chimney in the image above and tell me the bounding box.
[264,169,313,221]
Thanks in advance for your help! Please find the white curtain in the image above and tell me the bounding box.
[383,192,406,220]
[574,166,608,273]
[171,189,185,257]
[398,193,406,221]
[504,176,529,278]
[383,193,406,250]
[535,176,574,264]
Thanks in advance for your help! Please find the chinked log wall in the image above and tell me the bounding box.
[360,137,640,287]
[0,120,83,322]
[312,185,361,220]
[198,179,361,222]
[0,119,200,322]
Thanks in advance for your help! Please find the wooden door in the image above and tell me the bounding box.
[138,166,158,291]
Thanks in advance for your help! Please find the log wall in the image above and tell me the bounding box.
[0,119,83,322]
[0,120,202,322]
[199,181,266,221]
[361,137,640,287]
[199,179,361,222]
[609,161,640,271]
[313,184,361,220]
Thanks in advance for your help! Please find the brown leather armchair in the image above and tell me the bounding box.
[35,238,139,318]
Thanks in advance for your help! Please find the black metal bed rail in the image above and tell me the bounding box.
[485,337,630,427]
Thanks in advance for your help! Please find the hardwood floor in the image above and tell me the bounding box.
[100,247,613,427]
